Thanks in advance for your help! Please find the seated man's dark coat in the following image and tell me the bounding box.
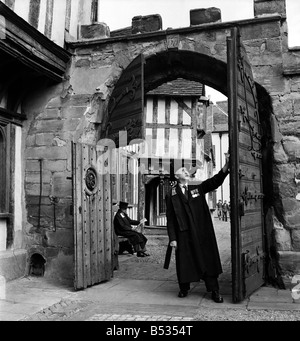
[113,209,147,250]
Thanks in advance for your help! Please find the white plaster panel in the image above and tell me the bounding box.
[14,0,30,22]
[157,99,165,124]
[145,98,153,124]
[51,0,67,47]
[69,0,80,39]
[169,100,178,125]
[181,129,192,159]
[79,0,92,25]
[155,128,165,156]
[37,0,47,35]
[169,128,178,158]
[183,98,191,125]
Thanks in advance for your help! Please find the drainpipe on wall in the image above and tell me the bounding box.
[38,158,43,231]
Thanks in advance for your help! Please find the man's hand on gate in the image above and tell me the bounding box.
[225,152,230,164]
[222,152,230,173]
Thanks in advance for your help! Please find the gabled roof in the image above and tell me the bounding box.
[213,101,228,125]
[216,100,228,113]
[213,124,228,132]
[211,100,228,132]
[147,78,204,97]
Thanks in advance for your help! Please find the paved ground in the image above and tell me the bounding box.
[1,217,300,322]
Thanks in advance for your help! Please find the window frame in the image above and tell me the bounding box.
[0,121,10,216]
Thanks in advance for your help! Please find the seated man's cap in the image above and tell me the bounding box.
[119,201,129,209]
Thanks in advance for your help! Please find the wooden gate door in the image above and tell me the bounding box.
[106,54,145,146]
[72,142,113,290]
[227,27,265,302]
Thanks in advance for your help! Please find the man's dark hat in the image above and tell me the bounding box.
[119,201,129,209]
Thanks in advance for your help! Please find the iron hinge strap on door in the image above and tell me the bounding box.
[239,185,264,217]
[66,175,74,216]
[242,246,265,274]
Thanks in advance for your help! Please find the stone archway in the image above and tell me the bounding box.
[105,47,276,289]
[143,50,228,95]
[68,12,291,290]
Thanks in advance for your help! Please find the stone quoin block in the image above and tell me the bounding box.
[25,146,69,160]
[275,228,292,251]
[80,22,110,40]
[61,94,91,108]
[240,21,281,41]
[37,108,61,120]
[291,229,300,251]
[61,106,86,119]
[131,14,162,34]
[26,196,52,206]
[282,197,299,214]
[46,229,74,249]
[33,119,64,133]
[270,115,283,143]
[53,173,72,198]
[35,133,56,146]
[42,160,67,172]
[254,0,286,17]
[282,136,300,160]
[278,251,300,273]
[25,183,51,197]
[25,171,51,184]
[26,160,42,172]
[285,212,300,229]
[26,134,36,147]
[190,8,221,26]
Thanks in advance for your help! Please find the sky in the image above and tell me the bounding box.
[99,0,300,102]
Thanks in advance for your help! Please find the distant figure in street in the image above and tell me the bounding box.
[113,201,149,257]
[164,154,230,303]
[222,200,229,222]
[216,199,223,220]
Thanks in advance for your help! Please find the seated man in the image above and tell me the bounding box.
[113,201,149,257]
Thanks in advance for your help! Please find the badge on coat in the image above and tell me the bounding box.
[171,188,177,196]
[191,188,200,198]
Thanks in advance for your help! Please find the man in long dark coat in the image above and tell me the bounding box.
[114,201,149,257]
[165,156,230,302]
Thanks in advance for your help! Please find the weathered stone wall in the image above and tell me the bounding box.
[249,2,300,278]
[22,75,102,282]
